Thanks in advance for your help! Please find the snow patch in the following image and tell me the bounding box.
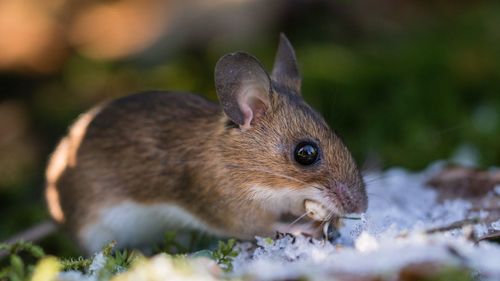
[232,164,500,280]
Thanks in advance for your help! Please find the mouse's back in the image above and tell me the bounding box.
[45,92,222,245]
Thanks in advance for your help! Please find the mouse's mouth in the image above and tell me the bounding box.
[304,199,331,222]
[303,199,362,223]
[278,199,337,223]
[277,199,344,240]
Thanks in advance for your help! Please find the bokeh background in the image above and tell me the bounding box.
[1,0,499,255]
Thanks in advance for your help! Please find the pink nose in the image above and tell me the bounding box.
[330,182,367,213]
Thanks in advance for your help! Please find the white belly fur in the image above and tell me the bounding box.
[79,201,215,254]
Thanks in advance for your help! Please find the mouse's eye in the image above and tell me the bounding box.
[294,141,319,166]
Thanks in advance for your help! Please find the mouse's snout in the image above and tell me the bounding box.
[325,180,367,214]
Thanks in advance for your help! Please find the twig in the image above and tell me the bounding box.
[477,230,500,243]
[0,220,57,260]
[425,218,480,234]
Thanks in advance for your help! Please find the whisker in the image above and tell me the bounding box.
[340,215,361,220]
[364,172,417,186]
[320,209,336,229]
[311,185,323,191]
[287,211,310,228]
[366,192,390,204]
[363,175,388,185]
[367,191,386,197]
[363,179,384,185]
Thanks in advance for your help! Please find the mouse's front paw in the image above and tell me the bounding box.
[272,222,322,238]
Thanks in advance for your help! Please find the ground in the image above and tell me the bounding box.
[3,162,500,281]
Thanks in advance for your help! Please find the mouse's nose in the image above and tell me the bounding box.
[327,180,367,214]
[354,191,368,213]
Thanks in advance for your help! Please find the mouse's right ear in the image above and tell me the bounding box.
[215,52,272,130]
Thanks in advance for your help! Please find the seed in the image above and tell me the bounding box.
[304,200,328,221]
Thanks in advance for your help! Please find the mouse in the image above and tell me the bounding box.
[44,34,368,254]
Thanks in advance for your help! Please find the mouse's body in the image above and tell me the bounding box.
[45,35,367,254]
[47,92,234,253]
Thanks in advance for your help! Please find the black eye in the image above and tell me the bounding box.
[294,142,319,166]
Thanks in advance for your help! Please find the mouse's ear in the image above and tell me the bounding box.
[215,52,272,130]
[271,33,301,95]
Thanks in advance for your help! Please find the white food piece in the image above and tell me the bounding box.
[322,221,330,238]
[304,200,329,221]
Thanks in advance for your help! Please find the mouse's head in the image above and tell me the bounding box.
[214,34,367,223]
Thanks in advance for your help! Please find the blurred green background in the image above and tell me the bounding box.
[0,0,499,255]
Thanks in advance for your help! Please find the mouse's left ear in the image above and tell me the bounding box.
[215,52,272,130]
[271,33,301,95]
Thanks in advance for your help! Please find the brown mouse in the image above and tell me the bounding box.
[45,34,367,254]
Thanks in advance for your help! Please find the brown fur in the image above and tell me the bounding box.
[45,35,367,251]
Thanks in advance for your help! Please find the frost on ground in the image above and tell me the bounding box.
[56,163,500,281]
[231,163,500,280]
